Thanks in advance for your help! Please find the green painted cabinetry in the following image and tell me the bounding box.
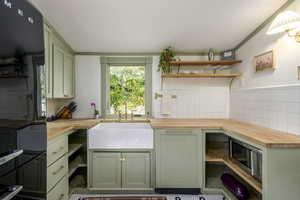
[91,152,122,188]
[155,129,203,188]
[44,23,75,99]
[89,151,151,190]
[122,153,150,189]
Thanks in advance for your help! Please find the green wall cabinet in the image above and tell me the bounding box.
[89,152,151,190]
[155,129,203,188]
[44,23,75,99]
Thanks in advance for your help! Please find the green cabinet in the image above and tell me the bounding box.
[91,152,122,188]
[122,153,150,189]
[89,152,151,189]
[44,23,75,99]
[44,24,53,98]
[63,53,74,98]
[53,44,65,98]
[155,129,203,188]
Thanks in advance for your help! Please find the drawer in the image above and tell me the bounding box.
[47,136,68,166]
[47,176,69,200]
[47,155,68,192]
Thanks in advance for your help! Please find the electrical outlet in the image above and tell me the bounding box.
[298,66,300,80]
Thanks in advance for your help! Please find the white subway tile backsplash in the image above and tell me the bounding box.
[230,85,300,135]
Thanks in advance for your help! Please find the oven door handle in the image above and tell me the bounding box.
[1,185,23,200]
[0,149,24,166]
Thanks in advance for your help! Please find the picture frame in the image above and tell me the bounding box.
[253,50,275,72]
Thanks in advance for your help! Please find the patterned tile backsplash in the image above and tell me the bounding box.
[230,85,300,135]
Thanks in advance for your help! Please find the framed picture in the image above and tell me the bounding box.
[253,50,275,72]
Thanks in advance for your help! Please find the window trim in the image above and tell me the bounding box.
[100,57,152,119]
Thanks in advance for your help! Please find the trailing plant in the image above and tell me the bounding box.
[158,47,176,74]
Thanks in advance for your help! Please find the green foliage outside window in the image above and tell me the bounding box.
[109,66,145,115]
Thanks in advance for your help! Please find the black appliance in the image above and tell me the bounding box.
[229,138,262,182]
[0,0,47,200]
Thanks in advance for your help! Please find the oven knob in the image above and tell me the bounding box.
[199,197,206,200]
[175,197,181,200]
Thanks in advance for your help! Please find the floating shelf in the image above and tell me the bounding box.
[206,150,262,193]
[162,73,241,78]
[68,144,83,157]
[68,156,87,178]
[170,60,242,66]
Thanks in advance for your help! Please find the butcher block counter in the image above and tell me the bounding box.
[150,119,300,148]
[47,118,300,148]
[47,119,103,141]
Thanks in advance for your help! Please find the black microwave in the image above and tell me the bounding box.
[229,138,262,182]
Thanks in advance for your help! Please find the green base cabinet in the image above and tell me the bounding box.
[122,153,150,189]
[89,151,151,190]
[91,152,122,189]
[155,129,203,188]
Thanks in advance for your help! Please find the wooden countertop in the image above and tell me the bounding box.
[150,119,300,148]
[47,119,103,140]
[47,118,300,148]
[47,119,150,141]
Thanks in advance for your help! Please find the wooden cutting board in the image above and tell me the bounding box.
[82,197,167,200]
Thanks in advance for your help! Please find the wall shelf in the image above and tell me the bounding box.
[162,73,241,78]
[206,149,262,193]
[170,60,242,66]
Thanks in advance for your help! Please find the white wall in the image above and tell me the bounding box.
[73,55,230,119]
[231,1,300,135]
[73,55,101,118]
[152,56,230,118]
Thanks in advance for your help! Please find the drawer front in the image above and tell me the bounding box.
[47,176,69,200]
[47,155,68,192]
[47,136,68,166]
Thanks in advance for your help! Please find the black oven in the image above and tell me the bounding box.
[229,138,262,182]
[0,121,47,200]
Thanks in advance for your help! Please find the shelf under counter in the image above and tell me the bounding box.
[206,149,262,194]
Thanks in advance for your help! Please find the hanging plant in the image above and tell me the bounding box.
[158,47,176,74]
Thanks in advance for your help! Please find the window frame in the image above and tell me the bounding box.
[100,57,152,119]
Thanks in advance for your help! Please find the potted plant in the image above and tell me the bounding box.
[158,47,176,74]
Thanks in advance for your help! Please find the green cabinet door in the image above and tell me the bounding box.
[155,129,203,188]
[122,153,150,189]
[63,53,74,98]
[91,152,122,189]
[44,24,53,98]
[53,44,64,98]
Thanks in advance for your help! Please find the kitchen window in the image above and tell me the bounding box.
[101,57,152,118]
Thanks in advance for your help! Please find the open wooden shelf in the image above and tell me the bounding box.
[68,156,87,178]
[206,150,262,193]
[162,73,241,78]
[68,143,83,157]
[170,60,242,66]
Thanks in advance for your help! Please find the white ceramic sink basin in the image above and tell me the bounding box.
[88,123,153,149]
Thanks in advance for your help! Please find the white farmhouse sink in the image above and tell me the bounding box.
[88,123,153,149]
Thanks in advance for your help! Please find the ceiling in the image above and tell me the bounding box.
[29,0,288,53]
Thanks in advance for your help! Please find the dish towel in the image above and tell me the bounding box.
[160,93,173,115]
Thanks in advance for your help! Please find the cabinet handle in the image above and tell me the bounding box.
[52,146,64,155]
[120,158,126,161]
[52,165,64,175]
[58,194,65,200]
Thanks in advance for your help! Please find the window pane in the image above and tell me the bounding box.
[109,66,145,115]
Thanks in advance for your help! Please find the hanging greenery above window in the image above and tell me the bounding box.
[158,47,176,74]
